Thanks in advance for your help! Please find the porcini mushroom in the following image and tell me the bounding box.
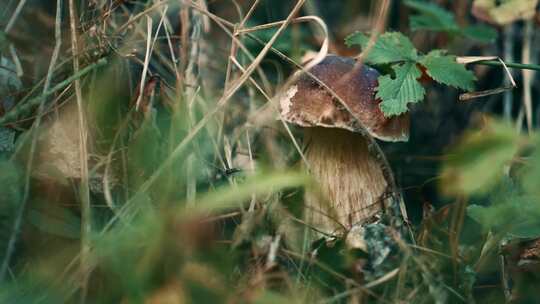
[280,55,409,238]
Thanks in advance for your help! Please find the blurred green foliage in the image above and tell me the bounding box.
[441,119,527,196]
[404,0,498,43]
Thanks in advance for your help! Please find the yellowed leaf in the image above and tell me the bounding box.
[472,0,539,25]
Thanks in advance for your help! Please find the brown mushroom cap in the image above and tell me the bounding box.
[280,55,409,142]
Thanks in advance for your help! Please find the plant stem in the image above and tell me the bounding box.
[502,25,514,121]
[68,0,91,302]
[472,60,540,72]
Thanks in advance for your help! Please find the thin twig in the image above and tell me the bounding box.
[161,9,181,81]
[135,16,153,110]
[355,0,390,63]
[8,44,23,77]
[4,0,27,33]
[68,1,91,302]
[503,25,515,120]
[470,60,540,72]
[522,19,534,134]
[185,9,204,206]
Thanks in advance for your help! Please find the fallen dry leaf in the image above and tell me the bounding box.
[472,0,539,25]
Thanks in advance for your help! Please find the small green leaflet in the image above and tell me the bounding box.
[420,50,476,91]
[461,25,498,43]
[405,0,497,43]
[440,119,525,196]
[405,0,457,32]
[468,199,540,239]
[467,182,540,239]
[345,32,417,64]
[376,62,425,116]
[346,32,476,117]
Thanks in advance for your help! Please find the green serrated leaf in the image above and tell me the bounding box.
[345,32,418,64]
[420,50,476,91]
[468,193,540,239]
[406,0,498,44]
[376,62,425,117]
[441,119,525,196]
[461,25,498,43]
[405,0,459,32]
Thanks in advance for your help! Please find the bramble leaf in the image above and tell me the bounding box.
[346,29,478,117]
[405,0,458,32]
[420,50,476,91]
[376,62,425,117]
[406,0,498,43]
[467,180,540,239]
[461,25,498,43]
[440,119,525,196]
[468,197,540,239]
[345,32,418,64]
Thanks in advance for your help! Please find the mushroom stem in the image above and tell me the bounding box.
[304,127,389,236]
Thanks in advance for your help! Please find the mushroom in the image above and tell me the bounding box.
[280,55,409,239]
